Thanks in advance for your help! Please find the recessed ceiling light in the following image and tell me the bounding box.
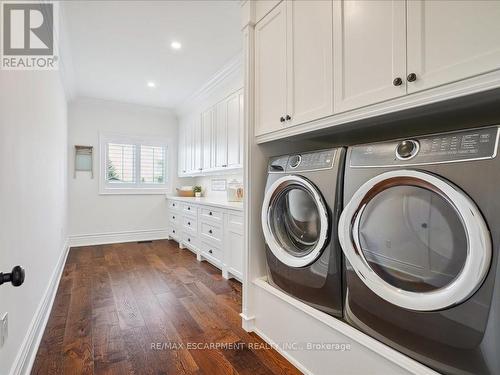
[171,41,182,50]
[147,81,156,88]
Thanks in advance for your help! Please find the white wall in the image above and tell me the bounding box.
[68,98,183,242]
[0,70,68,375]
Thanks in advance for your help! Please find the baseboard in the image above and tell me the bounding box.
[9,239,70,375]
[68,228,169,247]
[239,313,255,332]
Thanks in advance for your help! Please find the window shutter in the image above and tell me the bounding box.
[140,145,166,184]
[106,143,137,183]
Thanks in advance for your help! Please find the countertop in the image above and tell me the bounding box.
[165,195,243,211]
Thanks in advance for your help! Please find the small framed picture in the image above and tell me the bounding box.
[211,179,227,191]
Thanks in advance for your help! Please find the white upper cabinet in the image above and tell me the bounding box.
[201,108,214,171]
[178,88,243,177]
[192,115,202,173]
[215,101,228,168]
[333,0,406,113]
[255,1,287,136]
[226,89,244,169]
[255,0,333,135]
[407,0,500,93]
[287,0,333,126]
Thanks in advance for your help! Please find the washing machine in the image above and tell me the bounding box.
[339,126,500,374]
[262,148,345,317]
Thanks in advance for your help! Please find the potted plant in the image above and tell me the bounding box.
[193,185,202,198]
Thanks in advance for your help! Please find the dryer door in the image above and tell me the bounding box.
[262,175,329,268]
[339,169,491,311]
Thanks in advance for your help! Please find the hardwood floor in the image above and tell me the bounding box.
[31,240,301,375]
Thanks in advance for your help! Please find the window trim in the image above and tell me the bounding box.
[99,133,171,195]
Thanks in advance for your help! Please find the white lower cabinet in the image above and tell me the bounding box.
[167,198,244,281]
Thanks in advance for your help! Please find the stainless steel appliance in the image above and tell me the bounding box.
[262,148,345,317]
[339,126,500,374]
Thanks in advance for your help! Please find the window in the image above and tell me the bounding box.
[100,134,169,194]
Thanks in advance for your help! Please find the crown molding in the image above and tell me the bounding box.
[176,52,243,115]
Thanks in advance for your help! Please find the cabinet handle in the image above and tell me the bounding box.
[188,238,191,242]
[188,222,191,225]
[209,211,213,216]
[188,207,191,210]
[393,77,403,86]
[222,164,228,168]
[280,116,285,123]
[407,73,417,82]
[172,216,175,219]
[182,170,186,173]
[172,229,176,234]
[209,249,213,254]
[209,229,213,234]
[285,115,291,121]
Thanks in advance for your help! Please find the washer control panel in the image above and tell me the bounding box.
[351,127,499,167]
[269,149,336,173]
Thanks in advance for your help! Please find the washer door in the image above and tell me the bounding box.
[339,170,491,311]
[262,175,329,268]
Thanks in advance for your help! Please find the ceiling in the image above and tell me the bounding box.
[62,1,242,109]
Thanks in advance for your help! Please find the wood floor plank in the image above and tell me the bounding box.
[32,240,300,375]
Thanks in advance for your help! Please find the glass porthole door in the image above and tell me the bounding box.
[339,170,491,311]
[262,175,329,268]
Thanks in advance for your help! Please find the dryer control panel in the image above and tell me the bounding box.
[269,149,336,173]
[350,127,499,167]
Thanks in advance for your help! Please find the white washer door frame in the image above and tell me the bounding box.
[339,169,491,311]
[262,175,329,268]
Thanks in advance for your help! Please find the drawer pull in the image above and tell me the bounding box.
[188,222,191,226]
[173,203,176,207]
[208,229,213,234]
[172,216,175,219]
[209,249,213,254]
[209,211,213,216]
[188,238,191,242]
[172,229,176,234]
[188,207,191,210]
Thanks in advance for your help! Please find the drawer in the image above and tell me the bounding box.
[200,241,222,262]
[183,216,197,233]
[169,212,180,225]
[168,200,180,211]
[182,203,198,218]
[182,232,198,248]
[200,221,222,243]
[200,207,223,223]
[168,226,180,238]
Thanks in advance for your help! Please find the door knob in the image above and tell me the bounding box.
[407,73,417,82]
[0,266,25,287]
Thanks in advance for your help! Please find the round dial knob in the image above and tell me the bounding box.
[396,140,419,160]
[289,155,301,168]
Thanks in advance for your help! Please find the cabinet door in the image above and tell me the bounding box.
[201,108,214,171]
[184,120,193,174]
[407,0,500,93]
[192,115,202,173]
[178,124,186,176]
[333,0,406,113]
[215,101,228,168]
[226,89,243,169]
[287,0,333,126]
[255,1,287,136]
